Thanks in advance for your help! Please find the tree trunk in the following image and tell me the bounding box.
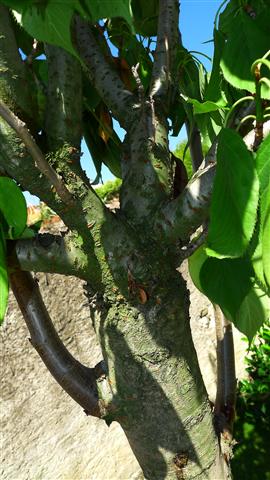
[86,259,229,480]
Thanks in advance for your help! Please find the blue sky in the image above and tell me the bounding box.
[26,0,222,204]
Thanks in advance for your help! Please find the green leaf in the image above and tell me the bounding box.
[220,11,270,99]
[234,284,270,342]
[88,0,134,29]
[20,1,78,58]
[0,225,8,325]
[178,48,202,100]
[255,134,270,291]
[256,133,270,193]
[261,183,270,290]
[204,29,226,104]
[0,178,27,239]
[131,0,158,36]
[251,224,266,290]
[188,244,208,292]
[19,226,36,239]
[200,257,253,318]
[206,129,259,258]
[83,111,122,180]
[0,0,32,12]
[188,98,227,115]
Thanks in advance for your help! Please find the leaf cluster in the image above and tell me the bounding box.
[232,321,270,479]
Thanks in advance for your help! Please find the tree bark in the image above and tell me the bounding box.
[86,258,229,480]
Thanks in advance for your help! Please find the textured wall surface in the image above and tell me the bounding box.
[0,264,247,480]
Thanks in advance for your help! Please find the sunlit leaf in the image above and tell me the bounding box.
[256,133,270,193]
[188,98,227,115]
[204,29,226,104]
[220,11,270,99]
[20,1,78,57]
[0,177,27,239]
[255,134,270,291]
[261,184,270,290]
[206,129,259,258]
[188,244,208,293]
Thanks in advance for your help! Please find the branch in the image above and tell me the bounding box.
[9,233,93,280]
[150,0,180,107]
[0,5,37,123]
[155,120,270,243]
[0,100,74,205]
[73,17,136,128]
[214,306,236,438]
[45,44,82,151]
[10,269,102,417]
[44,44,94,187]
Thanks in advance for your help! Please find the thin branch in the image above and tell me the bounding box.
[150,0,180,107]
[0,100,74,205]
[155,120,270,243]
[10,269,102,417]
[73,17,136,128]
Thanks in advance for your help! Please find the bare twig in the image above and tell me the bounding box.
[131,63,144,103]
[10,269,102,417]
[179,226,208,260]
[0,100,74,205]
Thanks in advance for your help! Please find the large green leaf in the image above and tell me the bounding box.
[0,178,27,239]
[20,1,78,57]
[220,10,270,99]
[206,129,259,258]
[255,134,270,291]
[11,0,134,59]
[256,133,270,193]
[234,283,270,342]
[261,184,270,290]
[200,257,253,318]
[204,29,226,104]
[0,225,8,325]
